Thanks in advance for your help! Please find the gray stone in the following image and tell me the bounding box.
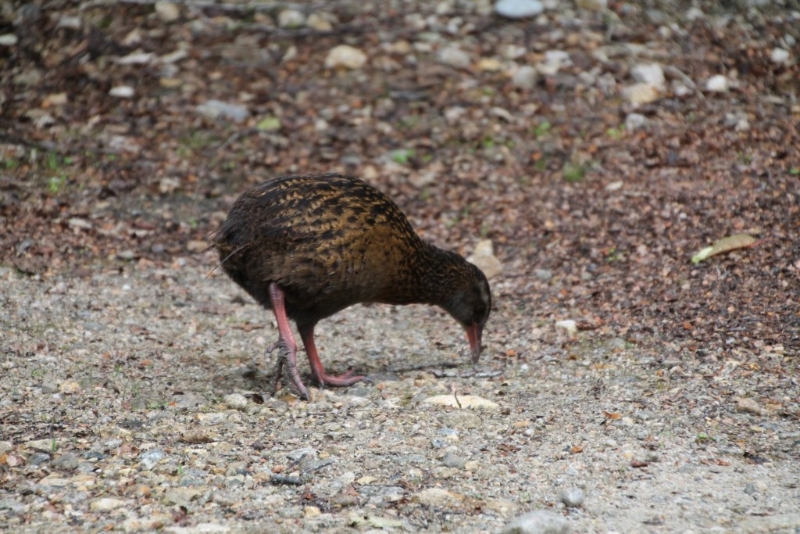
[53,453,79,471]
[196,100,250,123]
[441,452,467,469]
[495,0,545,19]
[90,497,127,512]
[631,63,665,89]
[625,113,647,130]
[139,448,166,470]
[500,510,569,534]
[163,487,203,506]
[223,393,248,411]
[28,453,51,466]
[287,447,317,462]
[535,269,553,281]
[278,9,305,28]
[560,487,585,508]
[155,2,180,22]
[512,66,539,90]
[438,46,471,69]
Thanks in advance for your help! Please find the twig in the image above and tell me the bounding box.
[78,0,327,14]
[269,474,306,486]
[450,384,462,409]
[663,65,705,102]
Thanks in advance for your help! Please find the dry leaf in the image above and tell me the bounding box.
[691,234,756,264]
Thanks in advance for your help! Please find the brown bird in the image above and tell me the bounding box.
[214,173,491,399]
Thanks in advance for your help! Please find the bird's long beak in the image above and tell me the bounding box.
[465,323,483,365]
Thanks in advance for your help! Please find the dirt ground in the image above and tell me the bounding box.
[1,0,799,532]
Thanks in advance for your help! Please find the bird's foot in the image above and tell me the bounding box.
[264,340,281,355]
[314,369,367,387]
[267,350,310,401]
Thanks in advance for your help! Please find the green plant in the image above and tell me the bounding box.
[695,433,712,443]
[390,149,415,165]
[533,121,551,139]
[737,151,752,165]
[45,152,62,170]
[606,127,623,140]
[48,175,66,194]
[563,163,586,182]
[4,158,19,170]
[789,167,799,176]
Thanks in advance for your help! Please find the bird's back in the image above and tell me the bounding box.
[215,174,427,324]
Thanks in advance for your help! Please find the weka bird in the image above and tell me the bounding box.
[214,173,491,399]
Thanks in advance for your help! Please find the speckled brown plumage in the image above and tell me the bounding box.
[214,173,491,399]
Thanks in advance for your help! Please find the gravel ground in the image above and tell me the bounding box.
[2,260,799,533]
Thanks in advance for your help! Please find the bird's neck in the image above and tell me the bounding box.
[411,242,463,307]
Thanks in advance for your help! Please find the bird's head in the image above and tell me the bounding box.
[443,262,491,365]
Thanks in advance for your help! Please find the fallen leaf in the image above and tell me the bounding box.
[691,234,756,264]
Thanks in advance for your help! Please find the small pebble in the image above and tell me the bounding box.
[155,1,180,22]
[324,45,367,70]
[622,83,660,105]
[90,497,127,512]
[631,63,665,89]
[625,113,648,130]
[438,46,472,69]
[500,510,569,534]
[736,397,763,416]
[28,453,51,466]
[770,48,790,64]
[560,487,585,508]
[705,75,729,92]
[138,449,166,470]
[495,0,545,19]
[109,86,135,98]
[555,320,577,335]
[52,452,78,471]
[196,100,250,123]
[441,452,467,469]
[0,34,18,46]
[512,66,538,90]
[278,9,305,28]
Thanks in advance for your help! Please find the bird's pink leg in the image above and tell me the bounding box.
[298,324,366,387]
[268,283,309,399]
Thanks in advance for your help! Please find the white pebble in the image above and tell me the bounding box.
[512,66,538,89]
[109,86,134,98]
[155,1,180,22]
[324,45,367,70]
[631,63,665,89]
[555,320,578,335]
[560,487,585,508]
[770,48,790,64]
[223,393,249,410]
[278,9,305,28]
[438,46,472,69]
[494,0,545,19]
[705,75,729,92]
